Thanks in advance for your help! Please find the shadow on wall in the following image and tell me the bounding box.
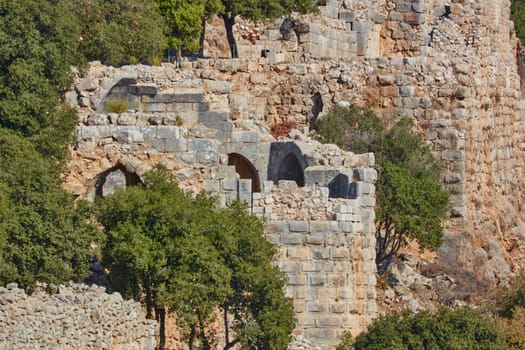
[98,77,138,112]
[328,173,350,198]
[228,153,261,192]
[94,165,142,197]
[268,142,306,187]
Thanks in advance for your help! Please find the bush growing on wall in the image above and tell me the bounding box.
[314,105,449,272]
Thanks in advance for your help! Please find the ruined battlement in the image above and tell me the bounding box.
[61,0,525,348]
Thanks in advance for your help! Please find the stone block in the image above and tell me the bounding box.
[156,126,179,139]
[404,12,425,25]
[151,138,165,152]
[442,150,465,161]
[312,247,331,259]
[332,248,350,260]
[203,80,232,94]
[282,233,304,245]
[330,303,346,313]
[278,261,299,274]
[412,2,428,13]
[316,317,342,328]
[305,233,325,245]
[288,64,308,75]
[265,221,288,233]
[222,178,238,191]
[197,152,219,165]
[338,10,356,23]
[397,0,412,12]
[400,85,415,97]
[188,139,214,152]
[128,84,157,96]
[287,274,307,286]
[388,11,404,21]
[309,274,326,286]
[403,97,420,108]
[310,221,330,234]
[289,220,309,232]
[306,302,327,313]
[230,131,259,143]
[369,9,385,24]
[353,168,377,183]
[198,111,229,123]
[301,261,324,273]
[287,247,311,260]
[204,179,220,193]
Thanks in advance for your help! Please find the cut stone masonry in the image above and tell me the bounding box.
[62,0,525,348]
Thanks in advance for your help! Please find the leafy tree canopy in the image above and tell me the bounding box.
[0,0,83,152]
[156,0,223,53]
[512,0,525,45]
[96,167,294,350]
[70,0,168,66]
[314,105,448,271]
[338,307,507,350]
[0,129,101,290]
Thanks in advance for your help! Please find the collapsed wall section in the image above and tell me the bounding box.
[0,283,156,350]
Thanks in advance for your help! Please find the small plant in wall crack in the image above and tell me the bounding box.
[105,99,129,114]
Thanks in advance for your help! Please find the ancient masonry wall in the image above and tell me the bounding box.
[60,0,525,348]
[66,63,378,348]
[0,283,156,350]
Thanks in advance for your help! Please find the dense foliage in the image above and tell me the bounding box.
[70,0,167,66]
[0,0,101,289]
[512,0,525,45]
[314,105,448,271]
[337,307,507,350]
[96,167,294,350]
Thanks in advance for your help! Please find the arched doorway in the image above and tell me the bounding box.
[94,165,142,197]
[228,153,261,193]
[278,153,305,187]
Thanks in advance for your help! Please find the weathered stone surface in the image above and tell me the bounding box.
[0,283,156,349]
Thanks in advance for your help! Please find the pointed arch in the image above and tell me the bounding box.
[228,153,261,193]
[94,164,142,197]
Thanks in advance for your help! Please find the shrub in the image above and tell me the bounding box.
[338,307,507,350]
[105,99,129,114]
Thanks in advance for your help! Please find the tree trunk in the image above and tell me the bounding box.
[222,13,238,58]
[188,324,196,350]
[176,46,182,68]
[156,307,166,350]
[199,16,206,58]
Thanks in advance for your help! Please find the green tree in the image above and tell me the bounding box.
[314,105,448,272]
[338,307,507,350]
[0,130,101,290]
[0,0,84,158]
[213,202,294,349]
[511,0,525,45]
[219,0,317,57]
[156,0,223,61]
[96,167,293,350]
[70,0,168,66]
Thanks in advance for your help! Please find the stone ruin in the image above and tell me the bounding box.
[64,61,378,348]
[0,282,156,350]
[54,0,525,348]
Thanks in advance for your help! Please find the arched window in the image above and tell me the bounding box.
[277,153,305,187]
[228,153,261,192]
[94,165,141,197]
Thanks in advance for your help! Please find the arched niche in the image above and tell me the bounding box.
[94,165,142,197]
[278,153,305,187]
[228,153,261,192]
[328,173,351,198]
